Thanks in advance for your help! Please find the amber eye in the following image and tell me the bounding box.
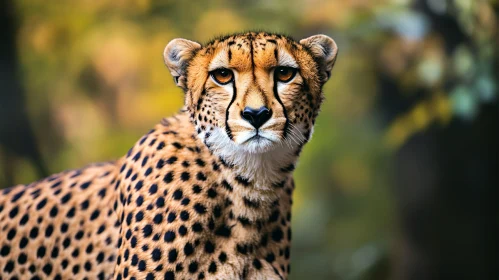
[275,66,297,83]
[210,68,234,85]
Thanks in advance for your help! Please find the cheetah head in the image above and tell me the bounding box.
[164,32,337,155]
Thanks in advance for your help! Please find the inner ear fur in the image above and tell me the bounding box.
[163,38,201,90]
[300,34,338,82]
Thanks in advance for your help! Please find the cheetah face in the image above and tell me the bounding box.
[164,32,337,154]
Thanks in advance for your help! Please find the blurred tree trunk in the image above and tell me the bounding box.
[0,0,48,187]
[377,1,499,279]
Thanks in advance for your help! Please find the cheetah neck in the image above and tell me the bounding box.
[201,126,300,188]
[199,126,301,221]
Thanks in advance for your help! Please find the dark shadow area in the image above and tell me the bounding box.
[0,0,48,187]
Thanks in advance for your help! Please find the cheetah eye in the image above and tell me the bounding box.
[210,68,234,85]
[275,66,297,83]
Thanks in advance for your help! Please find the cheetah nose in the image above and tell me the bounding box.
[241,106,272,129]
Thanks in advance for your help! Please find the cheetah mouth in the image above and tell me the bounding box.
[237,130,280,153]
[244,134,265,143]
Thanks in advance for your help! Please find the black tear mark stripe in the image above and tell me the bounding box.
[272,47,290,138]
[225,82,237,140]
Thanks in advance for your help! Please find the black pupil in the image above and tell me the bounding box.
[219,70,228,77]
[280,68,289,74]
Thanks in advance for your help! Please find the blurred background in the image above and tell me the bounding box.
[0,0,497,279]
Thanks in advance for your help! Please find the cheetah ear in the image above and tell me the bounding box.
[164,38,202,90]
[300,34,338,82]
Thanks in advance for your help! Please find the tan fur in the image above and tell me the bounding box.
[0,31,337,280]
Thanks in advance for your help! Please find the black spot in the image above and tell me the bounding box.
[163,172,174,183]
[155,197,164,207]
[285,246,290,259]
[167,212,176,223]
[253,259,262,270]
[164,271,175,280]
[266,252,276,262]
[0,245,10,256]
[84,261,92,271]
[72,264,80,274]
[180,172,190,181]
[36,198,47,210]
[152,248,162,262]
[29,227,39,239]
[81,200,90,210]
[149,184,158,194]
[204,241,215,253]
[136,211,144,222]
[271,228,284,242]
[7,228,16,240]
[180,210,190,221]
[11,190,25,203]
[80,181,91,190]
[18,252,27,264]
[4,260,15,273]
[243,197,260,208]
[193,203,206,214]
[218,252,227,263]
[208,261,217,273]
[153,214,163,224]
[192,222,203,232]
[66,207,76,218]
[236,244,248,255]
[196,172,207,181]
[143,225,153,237]
[181,198,190,206]
[207,188,217,198]
[97,252,105,263]
[178,225,187,236]
[19,213,29,225]
[51,247,59,258]
[235,175,250,186]
[195,159,206,167]
[138,260,146,271]
[221,180,233,191]
[188,261,198,273]
[192,185,202,193]
[213,205,222,218]
[164,231,176,243]
[90,210,100,220]
[75,230,84,240]
[184,243,194,256]
[172,189,183,200]
[172,142,183,149]
[166,156,178,164]
[168,249,178,263]
[269,210,280,222]
[135,180,144,191]
[156,159,165,169]
[9,206,19,218]
[215,225,231,237]
[157,141,165,150]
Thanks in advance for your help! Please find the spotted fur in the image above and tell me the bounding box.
[0,31,337,280]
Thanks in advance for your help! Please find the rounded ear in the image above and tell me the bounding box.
[163,38,201,90]
[300,34,338,82]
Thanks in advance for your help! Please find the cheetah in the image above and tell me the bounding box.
[0,31,338,280]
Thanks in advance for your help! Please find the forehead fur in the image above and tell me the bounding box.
[185,32,323,108]
[205,32,304,70]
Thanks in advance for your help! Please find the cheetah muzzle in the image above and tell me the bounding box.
[0,31,338,280]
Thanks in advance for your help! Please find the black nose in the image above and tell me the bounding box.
[241,106,272,129]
